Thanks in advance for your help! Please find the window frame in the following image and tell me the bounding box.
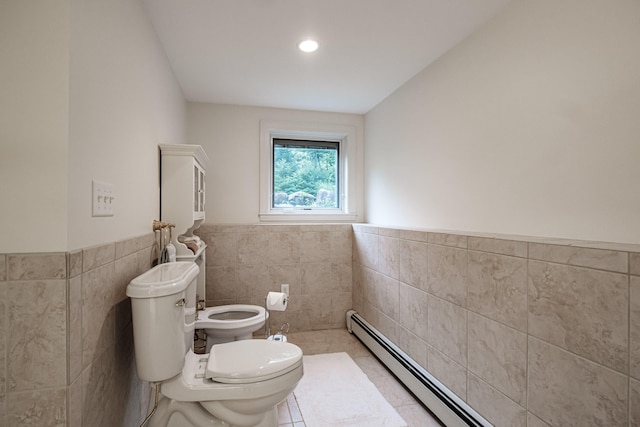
[259,120,358,222]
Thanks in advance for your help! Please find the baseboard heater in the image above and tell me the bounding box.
[346,311,492,427]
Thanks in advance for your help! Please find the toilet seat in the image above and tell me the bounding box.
[206,340,303,384]
[160,348,304,403]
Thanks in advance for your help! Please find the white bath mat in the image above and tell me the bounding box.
[294,352,407,427]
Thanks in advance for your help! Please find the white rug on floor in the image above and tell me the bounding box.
[294,352,408,427]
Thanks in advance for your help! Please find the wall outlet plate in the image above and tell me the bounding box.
[92,180,114,217]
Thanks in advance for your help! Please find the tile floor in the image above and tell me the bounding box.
[276,328,444,427]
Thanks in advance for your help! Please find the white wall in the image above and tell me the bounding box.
[187,103,364,224]
[0,0,187,253]
[0,1,70,253]
[68,0,186,251]
[364,0,640,245]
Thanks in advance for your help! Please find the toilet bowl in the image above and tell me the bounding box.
[196,304,267,350]
[152,341,303,427]
[126,262,304,427]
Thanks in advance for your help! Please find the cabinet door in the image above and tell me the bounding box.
[193,162,205,215]
[193,163,199,212]
[199,168,205,211]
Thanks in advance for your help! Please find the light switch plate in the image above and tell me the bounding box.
[92,180,114,217]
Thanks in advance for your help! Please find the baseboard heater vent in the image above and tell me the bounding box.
[346,311,492,427]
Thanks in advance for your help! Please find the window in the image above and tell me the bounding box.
[259,120,360,222]
[272,139,339,209]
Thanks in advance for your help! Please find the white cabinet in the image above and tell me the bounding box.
[160,144,209,258]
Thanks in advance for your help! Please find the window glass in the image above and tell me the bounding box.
[272,139,339,209]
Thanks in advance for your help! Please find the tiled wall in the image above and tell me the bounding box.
[0,233,156,426]
[3,223,638,426]
[196,224,353,333]
[352,224,640,427]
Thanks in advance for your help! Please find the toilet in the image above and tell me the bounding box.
[196,304,268,351]
[127,262,303,427]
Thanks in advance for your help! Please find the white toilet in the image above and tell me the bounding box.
[127,262,303,427]
[196,304,268,351]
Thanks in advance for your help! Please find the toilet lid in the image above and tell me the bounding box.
[206,340,303,384]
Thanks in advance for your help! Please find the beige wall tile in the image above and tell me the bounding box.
[115,233,155,259]
[6,388,66,426]
[301,262,350,295]
[236,232,269,265]
[68,276,83,384]
[631,276,640,379]
[467,313,527,405]
[630,378,640,427]
[266,231,300,264]
[374,274,400,320]
[527,412,551,427]
[113,251,144,302]
[0,254,5,281]
[300,231,332,263]
[362,267,380,308]
[375,311,400,344]
[67,250,82,278]
[398,239,429,292]
[467,251,527,331]
[81,341,131,427]
[300,292,351,330]
[427,245,467,306]
[206,266,237,301]
[236,264,269,299]
[528,337,627,426]
[7,253,66,280]
[396,326,427,369]
[528,260,628,372]
[467,374,526,427]
[268,264,302,295]
[427,346,467,400]
[398,283,428,340]
[67,377,82,427]
[378,227,408,238]
[363,269,399,320]
[352,224,378,235]
[528,242,628,273]
[351,264,364,313]
[428,232,468,248]
[630,252,640,276]
[8,280,66,391]
[329,229,352,262]
[81,263,116,368]
[427,297,467,366]
[378,235,400,280]
[353,231,378,269]
[468,237,527,258]
[82,243,115,272]
[393,229,428,243]
[205,232,237,267]
[0,283,4,394]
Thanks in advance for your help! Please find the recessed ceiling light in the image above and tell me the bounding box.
[298,39,319,53]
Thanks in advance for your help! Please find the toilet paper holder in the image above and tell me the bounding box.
[264,292,290,339]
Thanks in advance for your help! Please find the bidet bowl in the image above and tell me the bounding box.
[196,304,268,348]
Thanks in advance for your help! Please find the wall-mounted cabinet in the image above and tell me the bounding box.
[160,144,209,258]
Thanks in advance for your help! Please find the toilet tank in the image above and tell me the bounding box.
[127,262,199,382]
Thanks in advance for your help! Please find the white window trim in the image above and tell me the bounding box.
[259,119,359,222]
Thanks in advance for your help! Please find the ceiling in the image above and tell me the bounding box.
[142,0,513,114]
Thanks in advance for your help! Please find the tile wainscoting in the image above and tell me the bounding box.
[0,233,156,426]
[352,224,640,427]
[196,224,353,333]
[1,223,638,426]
